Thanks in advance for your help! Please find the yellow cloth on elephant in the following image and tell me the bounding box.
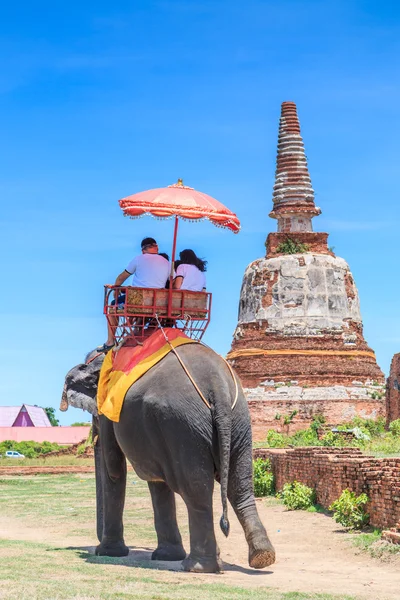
[97,328,196,422]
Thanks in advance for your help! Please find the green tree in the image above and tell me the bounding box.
[44,407,59,427]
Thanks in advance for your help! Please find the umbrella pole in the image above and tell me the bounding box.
[167,216,179,318]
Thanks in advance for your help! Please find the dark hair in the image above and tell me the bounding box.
[179,249,207,272]
[158,252,169,261]
[141,237,157,249]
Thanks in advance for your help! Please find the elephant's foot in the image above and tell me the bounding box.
[182,554,223,574]
[152,543,186,562]
[248,535,276,569]
[95,539,129,557]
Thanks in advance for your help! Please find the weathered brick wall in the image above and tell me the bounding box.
[254,447,400,530]
[386,353,400,424]
[266,232,333,258]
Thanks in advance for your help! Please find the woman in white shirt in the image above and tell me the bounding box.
[173,249,207,292]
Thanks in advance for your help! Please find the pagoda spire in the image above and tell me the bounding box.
[269,101,321,233]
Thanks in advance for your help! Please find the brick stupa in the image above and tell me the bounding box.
[228,102,385,439]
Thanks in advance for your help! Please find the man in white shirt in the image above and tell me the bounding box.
[97,237,170,351]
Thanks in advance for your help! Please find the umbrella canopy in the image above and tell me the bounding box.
[119,179,240,233]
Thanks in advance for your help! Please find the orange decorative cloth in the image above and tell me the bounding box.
[97,329,196,422]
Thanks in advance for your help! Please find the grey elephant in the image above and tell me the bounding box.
[61,343,275,573]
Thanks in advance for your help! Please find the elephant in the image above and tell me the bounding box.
[61,343,275,573]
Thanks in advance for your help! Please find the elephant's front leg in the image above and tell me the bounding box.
[148,481,186,561]
[95,416,129,557]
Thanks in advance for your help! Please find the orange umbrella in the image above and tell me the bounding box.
[119,179,240,316]
[119,179,241,234]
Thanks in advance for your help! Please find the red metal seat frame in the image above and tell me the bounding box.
[103,285,212,344]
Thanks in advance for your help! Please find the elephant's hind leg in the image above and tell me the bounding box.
[95,416,129,557]
[228,449,275,569]
[181,474,222,573]
[148,481,186,561]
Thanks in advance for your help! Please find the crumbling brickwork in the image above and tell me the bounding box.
[266,232,333,258]
[386,353,400,424]
[254,447,400,530]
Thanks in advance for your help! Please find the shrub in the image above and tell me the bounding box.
[320,431,348,447]
[275,237,310,254]
[329,489,369,530]
[278,481,315,510]
[389,419,400,436]
[265,430,288,448]
[290,428,320,447]
[350,416,385,438]
[0,440,63,459]
[253,458,274,497]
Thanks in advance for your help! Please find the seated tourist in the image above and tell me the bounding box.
[173,249,207,292]
[97,237,170,352]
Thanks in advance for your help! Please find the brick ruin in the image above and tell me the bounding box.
[228,101,385,440]
[386,353,400,424]
[254,447,400,531]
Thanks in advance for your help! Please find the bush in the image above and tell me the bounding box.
[253,458,274,497]
[278,481,315,510]
[320,431,348,447]
[276,237,310,254]
[0,440,63,458]
[389,419,400,436]
[290,428,320,447]
[265,430,288,448]
[329,489,369,530]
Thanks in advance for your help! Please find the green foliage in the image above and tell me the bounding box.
[76,443,86,455]
[70,422,91,427]
[320,431,348,447]
[283,410,298,425]
[253,458,274,497]
[278,481,315,510]
[352,416,385,437]
[389,419,400,436]
[310,414,326,433]
[275,237,310,254]
[265,430,289,448]
[290,428,320,447]
[261,416,400,456]
[329,489,369,530]
[44,407,60,427]
[0,440,62,459]
[351,529,400,558]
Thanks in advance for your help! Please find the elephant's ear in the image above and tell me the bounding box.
[62,353,105,415]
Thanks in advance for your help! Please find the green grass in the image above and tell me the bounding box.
[0,456,94,467]
[351,529,400,560]
[0,474,359,600]
[254,416,400,458]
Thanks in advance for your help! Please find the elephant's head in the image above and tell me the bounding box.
[60,350,105,416]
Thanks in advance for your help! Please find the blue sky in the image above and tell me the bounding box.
[1,0,400,424]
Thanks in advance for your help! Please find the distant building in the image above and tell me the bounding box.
[0,405,91,445]
[0,404,51,427]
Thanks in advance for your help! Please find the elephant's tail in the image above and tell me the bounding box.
[214,377,233,538]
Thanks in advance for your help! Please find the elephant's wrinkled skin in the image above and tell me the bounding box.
[61,343,275,573]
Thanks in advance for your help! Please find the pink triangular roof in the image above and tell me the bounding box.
[0,405,52,427]
[0,406,20,427]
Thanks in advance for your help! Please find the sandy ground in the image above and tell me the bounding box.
[1,481,399,600]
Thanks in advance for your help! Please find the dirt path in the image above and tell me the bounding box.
[1,489,399,600]
[0,466,95,475]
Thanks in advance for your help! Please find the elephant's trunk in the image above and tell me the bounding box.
[60,383,69,412]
